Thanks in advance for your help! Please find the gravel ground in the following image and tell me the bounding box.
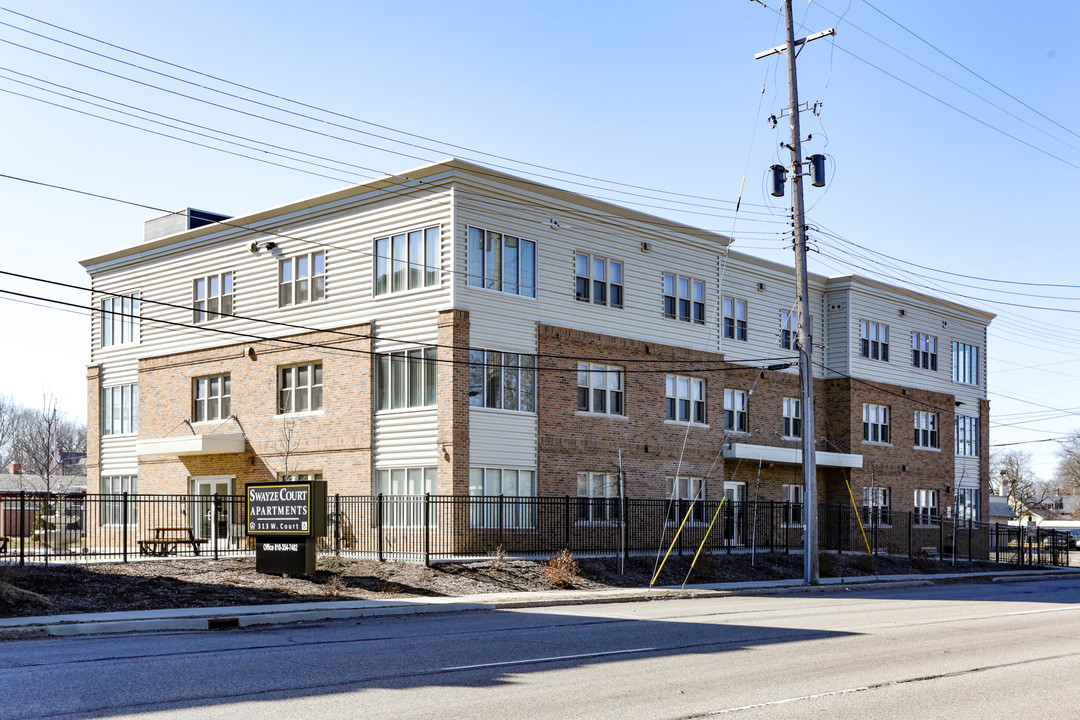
[0,551,1008,618]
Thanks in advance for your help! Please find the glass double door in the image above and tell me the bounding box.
[191,477,233,548]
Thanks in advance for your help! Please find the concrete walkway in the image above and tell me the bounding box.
[1,568,1077,640]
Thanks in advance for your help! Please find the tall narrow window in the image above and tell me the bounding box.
[914,411,939,449]
[99,293,141,347]
[782,484,804,526]
[101,384,138,435]
[911,332,938,370]
[953,342,980,385]
[955,415,979,456]
[862,404,890,443]
[723,297,748,341]
[467,227,536,297]
[723,389,748,432]
[278,363,323,414]
[101,475,138,525]
[914,489,940,526]
[780,310,798,350]
[279,252,325,307]
[662,273,705,324]
[863,487,891,527]
[666,375,705,424]
[193,273,233,323]
[782,397,802,438]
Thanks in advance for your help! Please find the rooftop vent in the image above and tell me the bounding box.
[144,208,232,242]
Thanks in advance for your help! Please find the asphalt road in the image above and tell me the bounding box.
[2,578,1080,719]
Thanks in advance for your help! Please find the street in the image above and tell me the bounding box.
[2,577,1079,719]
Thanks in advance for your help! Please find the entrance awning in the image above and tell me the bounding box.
[136,433,246,457]
[723,442,862,469]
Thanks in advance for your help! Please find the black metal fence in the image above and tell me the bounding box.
[0,492,1068,568]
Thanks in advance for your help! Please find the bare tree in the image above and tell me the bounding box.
[993,449,1056,521]
[12,394,84,495]
[0,393,18,469]
[1054,430,1080,493]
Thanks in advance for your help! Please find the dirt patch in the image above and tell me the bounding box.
[0,552,1009,618]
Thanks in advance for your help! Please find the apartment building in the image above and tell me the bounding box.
[81,158,991,539]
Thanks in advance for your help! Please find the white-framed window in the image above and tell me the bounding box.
[859,320,889,361]
[376,348,437,411]
[102,384,138,436]
[724,388,748,433]
[911,332,937,370]
[722,297,748,341]
[281,471,323,483]
[953,342,979,385]
[662,273,705,324]
[667,476,706,523]
[862,403,890,444]
[278,362,323,414]
[780,310,798,350]
[374,226,440,296]
[101,475,138,525]
[278,251,325,307]
[782,397,802,439]
[863,487,891,527]
[957,487,980,524]
[193,273,233,323]
[375,467,437,527]
[666,375,706,424]
[575,253,623,308]
[467,226,536,298]
[577,363,624,415]
[914,411,939,449]
[577,472,621,523]
[782,484,804,526]
[955,415,979,456]
[468,467,537,529]
[914,489,940,527]
[468,350,536,412]
[193,374,230,422]
[99,292,140,347]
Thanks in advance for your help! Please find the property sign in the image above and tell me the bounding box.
[246,482,320,536]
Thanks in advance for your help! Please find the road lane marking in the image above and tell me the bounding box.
[441,646,658,671]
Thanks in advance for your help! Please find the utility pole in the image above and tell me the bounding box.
[756,1,834,585]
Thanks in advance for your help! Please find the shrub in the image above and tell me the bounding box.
[542,549,580,588]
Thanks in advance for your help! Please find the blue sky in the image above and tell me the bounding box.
[2,1,1078,480]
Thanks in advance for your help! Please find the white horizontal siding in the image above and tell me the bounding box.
[470,409,537,468]
[99,435,138,475]
[373,409,439,467]
[955,456,980,489]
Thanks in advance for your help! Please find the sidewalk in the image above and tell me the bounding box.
[1,568,1077,640]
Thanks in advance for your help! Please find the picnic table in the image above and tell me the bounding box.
[138,527,208,556]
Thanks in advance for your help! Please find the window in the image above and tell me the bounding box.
[278,251,325,307]
[193,374,231,422]
[577,472,620,522]
[859,320,889,361]
[577,363,624,415]
[955,415,979,456]
[953,342,979,385]
[468,350,536,412]
[724,389,748,433]
[914,489,940,527]
[863,487,891,527]
[468,468,536,529]
[666,375,706,424]
[374,226,440,295]
[193,273,233,323]
[782,484,804,526]
[99,292,140,347]
[957,487,980,524]
[914,411,939,449]
[278,363,323,414]
[281,471,323,483]
[575,253,623,308]
[101,475,137,525]
[376,348,437,411]
[375,468,437,527]
[782,397,802,439]
[667,476,705,523]
[467,226,536,298]
[723,297,748,341]
[102,384,138,435]
[862,404,890,444]
[662,273,705,324]
[911,332,937,370]
[780,310,798,350]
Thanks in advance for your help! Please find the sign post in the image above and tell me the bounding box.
[246,481,327,575]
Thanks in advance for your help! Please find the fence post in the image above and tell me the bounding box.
[377,492,384,562]
[967,517,972,562]
[938,514,944,560]
[622,494,629,562]
[334,494,341,556]
[212,494,220,561]
[563,495,570,551]
[424,493,431,568]
[18,490,25,567]
[122,492,129,563]
[497,494,504,550]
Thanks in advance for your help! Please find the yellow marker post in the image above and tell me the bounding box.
[844,477,873,558]
[683,497,726,588]
[651,499,700,587]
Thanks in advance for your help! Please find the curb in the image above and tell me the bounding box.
[2,569,1076,640]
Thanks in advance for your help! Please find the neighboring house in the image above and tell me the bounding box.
[0,463,87,539]
[80,159,991,541]
[988,495,1017,524]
